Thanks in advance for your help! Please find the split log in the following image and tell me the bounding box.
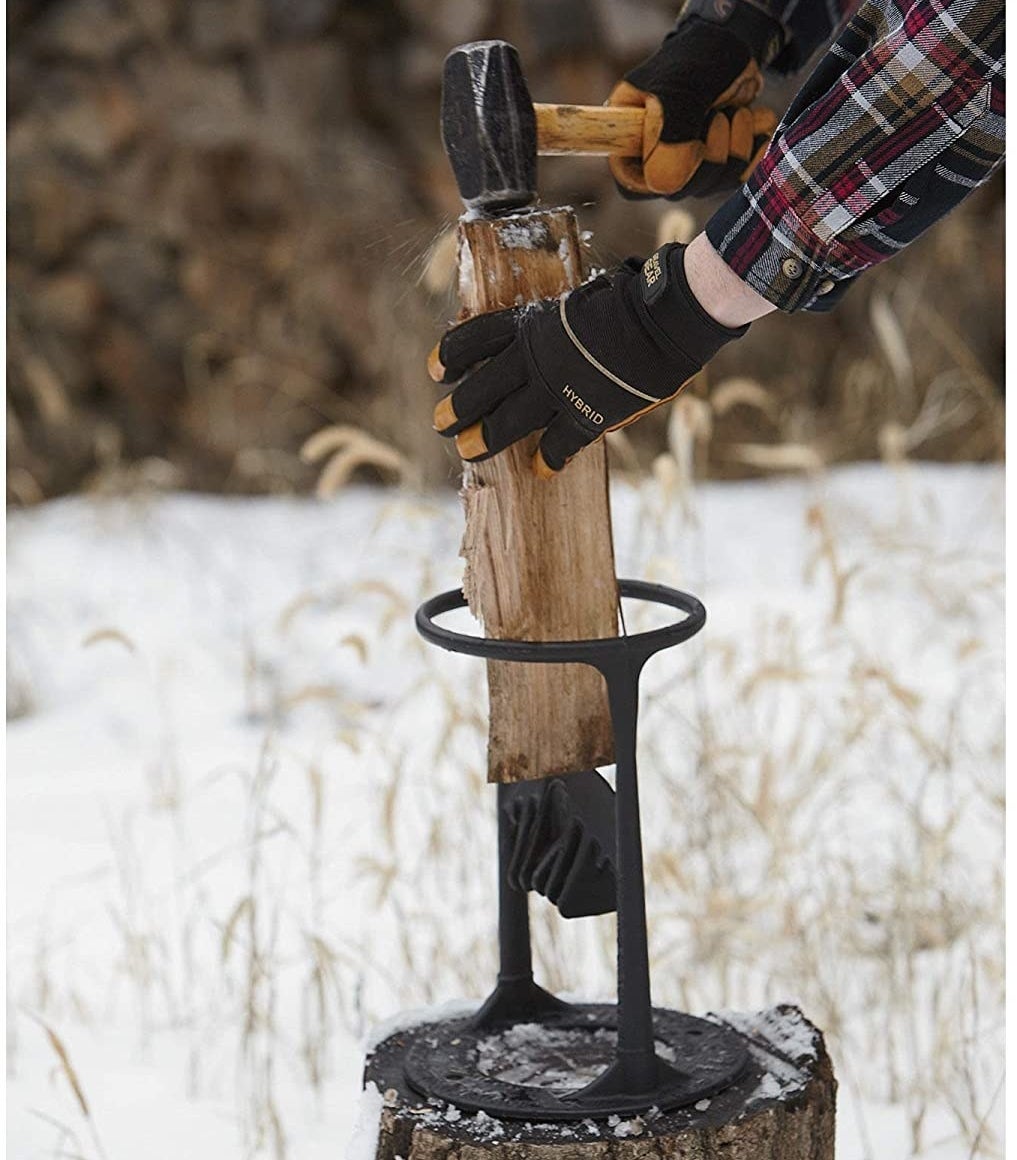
[365,1004,837,1159]
[454,208,618,783]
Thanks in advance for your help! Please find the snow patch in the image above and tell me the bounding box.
[364,998,481,1053]
[456,234,475,302]
[6,466,1003,1160]
[557,235,575,285]
[711,1007,821,1106]
[346,1082,384,1160]
[499,220,549,250]
[714,1006,819,1065]
[473,1024,679,1092]
[608,1115,645,1138]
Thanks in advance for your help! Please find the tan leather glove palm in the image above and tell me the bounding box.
[608,15,779,199]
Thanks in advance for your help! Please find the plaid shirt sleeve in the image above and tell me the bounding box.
[705,0,1006,313]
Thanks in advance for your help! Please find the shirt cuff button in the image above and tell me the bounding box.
[782,257,804,279]
[816,279,835,295]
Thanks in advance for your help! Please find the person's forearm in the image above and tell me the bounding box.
[699,0,1003,314]
[683,232,776,328]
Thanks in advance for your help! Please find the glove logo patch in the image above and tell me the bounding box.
[562,384,604,426]
[642,250,669,305]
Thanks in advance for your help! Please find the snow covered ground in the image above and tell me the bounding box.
[7,463,1004,1159]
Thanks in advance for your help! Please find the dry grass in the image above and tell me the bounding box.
[7,440,1002,1159]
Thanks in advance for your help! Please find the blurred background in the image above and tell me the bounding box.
[7,0,1005,503]
[6,4,1006,1159]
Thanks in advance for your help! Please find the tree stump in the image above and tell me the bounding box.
[453,207,619,784]
[361,1004,836,1159]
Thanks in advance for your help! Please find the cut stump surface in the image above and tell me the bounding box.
[362,1003,836,1159]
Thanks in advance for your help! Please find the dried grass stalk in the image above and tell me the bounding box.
[727,443,825,472]
[300,425,415,495]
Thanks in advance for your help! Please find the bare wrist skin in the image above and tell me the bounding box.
[683,232,776,328]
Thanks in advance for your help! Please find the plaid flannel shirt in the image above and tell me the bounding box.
[704,0,1005,312]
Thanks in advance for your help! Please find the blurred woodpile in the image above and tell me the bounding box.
[7,0,1004,502]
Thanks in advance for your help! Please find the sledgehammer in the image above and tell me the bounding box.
[442,39,645,212]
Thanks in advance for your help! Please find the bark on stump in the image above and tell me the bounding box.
[453,207,619,784]
[364,1004,836,1159]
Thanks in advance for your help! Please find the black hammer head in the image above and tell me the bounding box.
[441,41,537,214]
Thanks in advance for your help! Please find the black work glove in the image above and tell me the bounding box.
[607,0,785,199]
[429,244,748,478]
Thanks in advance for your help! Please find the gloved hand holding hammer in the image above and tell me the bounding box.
[432,0,1004,476]
[606,0,782,200]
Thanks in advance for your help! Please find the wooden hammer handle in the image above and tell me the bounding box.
[534,103,645,156]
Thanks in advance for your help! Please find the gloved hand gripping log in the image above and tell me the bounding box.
[401,40,751,1121]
